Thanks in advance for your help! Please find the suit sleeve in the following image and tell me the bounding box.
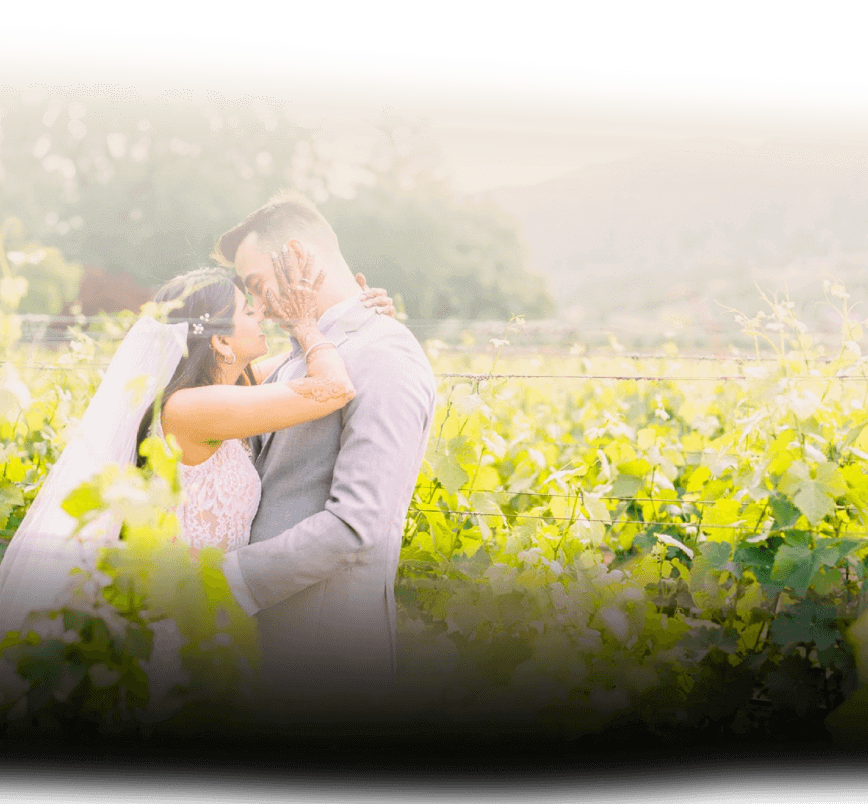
[231,337,435,611]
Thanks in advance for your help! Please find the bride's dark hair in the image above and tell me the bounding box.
[135,267,256,466]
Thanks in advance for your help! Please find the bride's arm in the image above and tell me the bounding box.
[163,331,355,443]
[164,243,372,443]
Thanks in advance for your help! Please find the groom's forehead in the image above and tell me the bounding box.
[236,236,276,281]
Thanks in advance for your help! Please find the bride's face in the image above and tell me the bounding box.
[223,286,267,365]
[235,235,280,323]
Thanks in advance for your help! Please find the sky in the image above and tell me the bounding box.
[3,1,868,193]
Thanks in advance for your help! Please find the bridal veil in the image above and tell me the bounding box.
[0,316,187,634]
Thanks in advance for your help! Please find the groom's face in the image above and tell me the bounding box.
[234,233,283,325]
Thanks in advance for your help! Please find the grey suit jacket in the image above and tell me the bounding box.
[236,300,436,696]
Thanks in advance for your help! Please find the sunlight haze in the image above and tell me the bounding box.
[3,1,868,196]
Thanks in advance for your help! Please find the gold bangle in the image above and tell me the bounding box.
[304,341,336,361]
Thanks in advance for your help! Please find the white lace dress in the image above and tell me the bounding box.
[151,417,261,551]
[173,437,262,553]
[144,423,262,720]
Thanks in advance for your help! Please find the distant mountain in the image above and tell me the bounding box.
[481,136,868,344]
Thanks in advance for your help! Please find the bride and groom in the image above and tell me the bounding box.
[0,189,437,717]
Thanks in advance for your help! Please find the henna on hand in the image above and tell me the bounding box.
[265,244,326,332]
[287,373,356,404]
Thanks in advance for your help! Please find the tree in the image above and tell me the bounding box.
[324,178,554,319]
[1,92,303,286]
[0,218,82,316]
[0,91,553,318]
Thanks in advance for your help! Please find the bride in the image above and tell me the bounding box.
[0,245,394,635]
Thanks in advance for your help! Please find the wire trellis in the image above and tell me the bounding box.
[4,361,868,383]
[6,509,867,540]
[437,372,868,382]
[5,315,868,548]
[410,507,868,538]
[414,486,865,512]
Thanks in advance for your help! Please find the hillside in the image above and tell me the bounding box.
[484,136,868,344]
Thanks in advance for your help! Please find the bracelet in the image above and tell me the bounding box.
[304,341,336,361]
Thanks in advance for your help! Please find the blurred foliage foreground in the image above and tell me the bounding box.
[8,261,868,750]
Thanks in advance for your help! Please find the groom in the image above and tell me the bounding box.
[213,190,436,718]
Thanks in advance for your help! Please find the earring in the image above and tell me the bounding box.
[210,340,236,365]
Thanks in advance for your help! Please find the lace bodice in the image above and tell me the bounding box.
[156,420,261,553]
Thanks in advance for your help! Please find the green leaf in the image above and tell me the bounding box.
[139,434,182,489]
[783,529,812,548]
[810,566,840,596]
[617,459,651,477]
[702,498,742,542]
[700,541,732,571]
[424,511,457,558]
[779,461,847,525]
[684,466,711,494]
[771,602,839,650]
[766,429,800,476]
[61,482,103,518]
[469,491,504,517]
[835,539,862,559]
[736,543,784,593]
[611,473,643,498]
[771,544,820,597]
[770,610,813,646]
[769,493,801,530]
[0,482,24,519]
[432,453,469,495]
[813,545,841,568]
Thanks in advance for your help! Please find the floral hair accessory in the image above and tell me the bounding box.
[192,312,210,335]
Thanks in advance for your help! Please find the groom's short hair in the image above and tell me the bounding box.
[212,189,337,266]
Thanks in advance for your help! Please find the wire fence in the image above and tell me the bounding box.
[437,372,868,382]
[5,510,867,541]
[6,310,855,349]
[414,486,864,512]
[408,508,868,540]
[4,314,868,545]
[7,313,863,378]
[5,361,868,384]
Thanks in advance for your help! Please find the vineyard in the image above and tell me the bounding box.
[4,273,868,749]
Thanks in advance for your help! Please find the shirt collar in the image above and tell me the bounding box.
[316,293,362,332]
[317,292,363,333]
